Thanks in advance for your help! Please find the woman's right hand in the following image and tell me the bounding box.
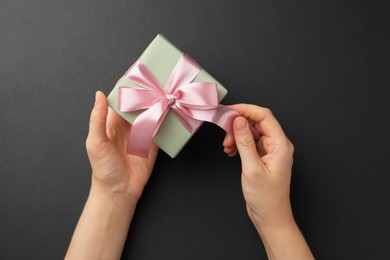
[223,104,314,259]
[223,104,295,228]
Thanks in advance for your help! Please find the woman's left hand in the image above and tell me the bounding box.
[86,91,159,201]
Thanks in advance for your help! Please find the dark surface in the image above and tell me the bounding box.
[1,0,389,259]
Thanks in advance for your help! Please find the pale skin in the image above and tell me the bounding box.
[66,91,314,260]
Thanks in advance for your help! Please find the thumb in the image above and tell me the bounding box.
[233,117,263,174]
[87,91,108,145]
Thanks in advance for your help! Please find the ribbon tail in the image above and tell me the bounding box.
[126,100,169,157]
[204,105,239,135]
[182,105,260,140]
[181,105,237,134]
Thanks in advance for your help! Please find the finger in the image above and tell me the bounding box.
[107,107,131,131]
[227,150,237,157]
[148,142,159,160]
[256,136,267,157]
[223,133,238,157]
[249,124,261,141]
[106,108,123,140]
[231,104,286,140]
[224,146,236,155]
[233,117,265,173]
[223,124,258,156]
[88,91,108,144]
[223,133,235,148]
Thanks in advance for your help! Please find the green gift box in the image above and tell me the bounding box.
[107,34,228,158]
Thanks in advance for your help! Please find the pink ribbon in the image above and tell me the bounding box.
[118,54,240,158]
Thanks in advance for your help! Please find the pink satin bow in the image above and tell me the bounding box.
[118,54,240,158]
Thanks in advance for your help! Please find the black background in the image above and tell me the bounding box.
[1,0,389,259]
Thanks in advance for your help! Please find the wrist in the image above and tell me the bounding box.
[67,181,138,260]
[248,203,296,233]
[255,214,297,236]
[90,179,140,207]
[251,211,314,260]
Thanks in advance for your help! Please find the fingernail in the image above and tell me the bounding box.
[95,92,100,106]
[234,117,247,132]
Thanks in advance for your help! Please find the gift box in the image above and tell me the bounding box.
[107,34,231,158]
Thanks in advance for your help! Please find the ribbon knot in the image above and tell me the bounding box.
[166,93,179,106]
[118,54,239,158]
